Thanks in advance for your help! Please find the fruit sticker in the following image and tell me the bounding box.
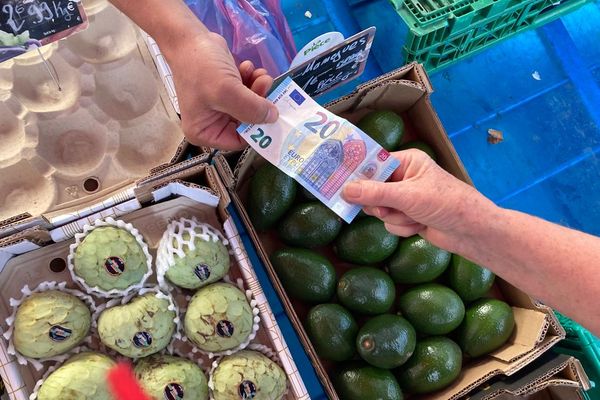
[193,264,211,282]
[133,331,153,348]
[104,256,125,275]
[238,380,257,399]
[216,320,235,338]
[164,382,185,400]
[49,325,72,342]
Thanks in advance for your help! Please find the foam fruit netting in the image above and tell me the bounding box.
[0,0,183,221]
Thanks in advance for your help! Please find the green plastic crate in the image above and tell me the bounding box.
[554,312,600,400]
[390,0,593,71]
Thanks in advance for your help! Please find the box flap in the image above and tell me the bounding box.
[492,308,549,362]
[468,353,590,400]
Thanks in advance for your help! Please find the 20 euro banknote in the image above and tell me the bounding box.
[237,77,400,223]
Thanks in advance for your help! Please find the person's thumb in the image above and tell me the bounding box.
[216,80,278,124]
[343,180,410,210]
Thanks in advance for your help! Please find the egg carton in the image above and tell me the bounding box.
[0,0,185,224]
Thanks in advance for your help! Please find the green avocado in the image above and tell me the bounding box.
[388,235,451,284]
[457,298,515,357]
[248,163,297,231]
[305,304,358,362]
[334,217,399,264]
[333,362,404,400]
[397,283,465,336]
[448,255,495,302]
[357,110,405,151]
[278,202,343,248]
[396,337,462,394]
[398,140,437,161]
[356,314,416,369]
[337,267,395,315]
[270,247,336,303]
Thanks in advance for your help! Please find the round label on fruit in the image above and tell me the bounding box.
[216,320,234,338]
[104,256,125,275]
[193,264,211,282]
[133,331,153,348]
[49,325,72,342]
[164,382,184,400]
[238,380,257,399]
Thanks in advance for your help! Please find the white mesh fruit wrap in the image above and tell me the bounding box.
[93,286,182,358]
[67,217,153,298]
[3,281,98,371]
[156,217,230,291]
[207,343,290,400]
[181,276,261,359]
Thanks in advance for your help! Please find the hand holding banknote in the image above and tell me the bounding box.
[342,149,497,254]
[238,78,400,223]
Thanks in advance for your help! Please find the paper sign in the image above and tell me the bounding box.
[273,27,376,98]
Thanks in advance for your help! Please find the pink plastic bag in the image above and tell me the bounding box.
[185,0,297,76]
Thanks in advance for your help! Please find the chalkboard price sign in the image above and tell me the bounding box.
[0,0,88,63]
[274,27,376,98]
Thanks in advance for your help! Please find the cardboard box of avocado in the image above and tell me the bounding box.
[0,163,308,400]
[214,62,591,400]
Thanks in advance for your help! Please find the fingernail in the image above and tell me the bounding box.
[344,182,362,198]
[265,106,278,123]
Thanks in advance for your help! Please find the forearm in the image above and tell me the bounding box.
[456,205,600,334]
[109,0,208,53]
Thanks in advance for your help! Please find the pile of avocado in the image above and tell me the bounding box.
[247,110,516,400]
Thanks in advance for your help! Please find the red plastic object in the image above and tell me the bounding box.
[107,362,151,400]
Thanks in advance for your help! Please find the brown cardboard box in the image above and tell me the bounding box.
[0,164,308,400]
[468,353,590,400]
[215,62,571,400]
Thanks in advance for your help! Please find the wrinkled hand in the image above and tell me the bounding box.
[164,32,278,150]
[342,149,497,252]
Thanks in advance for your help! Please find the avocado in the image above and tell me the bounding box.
[278,202,343,248]
[388,235,451,284]
[301,187,318,200]
[356,314,416,369]
[397,283,465,336]
[457,298,515,357]
[337,267,395,315]
[248,163,297,231]
[270,248,336,304]
[448,255,495,302]
[305,304,358,362]
[398,140,437,161]
[333,362,403,400]
[334,217,399,264]
[396,337,462,394]
[357,110,405,151]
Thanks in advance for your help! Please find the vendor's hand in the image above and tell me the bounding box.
[342,150,499,253]
[163,32,278,150]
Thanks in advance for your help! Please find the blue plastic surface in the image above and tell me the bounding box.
[282,0,600,235]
